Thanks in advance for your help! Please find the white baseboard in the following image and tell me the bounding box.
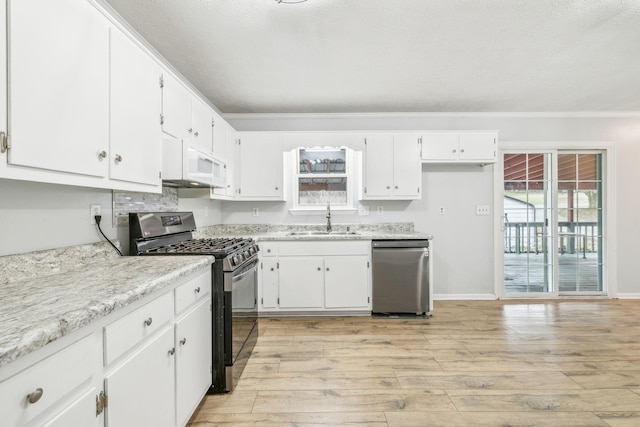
[616,293,640,299]
[433,293,497,301]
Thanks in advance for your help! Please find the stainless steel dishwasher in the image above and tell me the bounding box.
[372,239,430,317]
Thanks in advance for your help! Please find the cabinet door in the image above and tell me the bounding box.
[325,256,370,309]
[105,327,175,427]
[420,133,460,161]
[212,111,227,157]
[278,258,324,308]
[42,388,99,427]
[109,28,161,187]
[458,132,497,162]
[392,134,421,199]
[261,259,279,309]
[191,98,213,152]
[162,73,191,140]
[175,299,212,427]
[8,0,109,177]
[238,133,283,199]
[363,134,394,198]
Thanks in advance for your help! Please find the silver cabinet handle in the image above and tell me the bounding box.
[194,131,199,137]
[144,317,153,326]
[188,128,193,134]
[168,347,175,356]
[180,338,187,346]
[270,267,274,271]
[452,149,457,153]
[326,268,330,271]
[27,388,44,404]
[98,150,107,159]
[114,154,122,162]
[195,287,201,293]
[395,186,398,189]
[317,267,321,271]
[386,186,390,189]
[275,187,278,191]
[460,149,465,153]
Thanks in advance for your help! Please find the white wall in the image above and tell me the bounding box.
[0,179,223,256]
[226,113,640,297]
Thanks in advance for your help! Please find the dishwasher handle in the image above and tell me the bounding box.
[372,239,430,249]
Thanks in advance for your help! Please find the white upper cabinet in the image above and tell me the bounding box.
[109,27,162,187]
[211,121,238,200]
[161,73,214,153]
[161,73,192,141]
[237,133,284,200]
[212,110,227,157]
[421,131,498,163]
[7,0,110,177]
[363,133,421,200]
[190,98,214,152]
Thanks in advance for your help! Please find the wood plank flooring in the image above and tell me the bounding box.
[188,300,640,426]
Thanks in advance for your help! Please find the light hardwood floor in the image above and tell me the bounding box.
[188,300,640,426]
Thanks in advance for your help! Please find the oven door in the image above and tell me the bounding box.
[225,258,258,366]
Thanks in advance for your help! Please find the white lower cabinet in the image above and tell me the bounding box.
[278,257,325,309]
[0,333,99,427]
[175,298,212,427]
[259,241,371,313]
[104,327,175,427]
[324,256,370,309]
[0,267,212,427]
[43,387,99,427]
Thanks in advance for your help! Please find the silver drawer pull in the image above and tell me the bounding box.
[114,154,122,162]
[27,388,44,404]
[144,317,153,326]
[180,338,187,346]
[194,287,201,293]
[98,150,107,159]
[168,347,175,356]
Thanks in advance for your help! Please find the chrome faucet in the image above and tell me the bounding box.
[326,201,332,232]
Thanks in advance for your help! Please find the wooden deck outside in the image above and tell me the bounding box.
[504,252,601,293]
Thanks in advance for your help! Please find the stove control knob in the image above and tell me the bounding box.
[232,256,239,266]
[244,250,251,259]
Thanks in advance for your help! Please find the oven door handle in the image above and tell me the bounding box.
[225,259,258,292]
[232,265,257,283]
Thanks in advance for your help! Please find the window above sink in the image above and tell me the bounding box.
[290,146,360,214]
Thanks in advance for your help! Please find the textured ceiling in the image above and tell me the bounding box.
[103,0,640,114]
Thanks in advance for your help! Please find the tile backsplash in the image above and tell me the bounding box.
[113,187,179,227]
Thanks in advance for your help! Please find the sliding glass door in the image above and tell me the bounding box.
[503,152,554,294]
[557,153,603,293]
[501,150,604,296]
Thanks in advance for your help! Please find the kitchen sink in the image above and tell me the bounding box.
[287,231,359,236]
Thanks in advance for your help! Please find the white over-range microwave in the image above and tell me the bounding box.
[162,139,227,188]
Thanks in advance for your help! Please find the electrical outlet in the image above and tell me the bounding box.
[90,204,101,224]
[377,206,383,215]
[358,205,370,216]
[439,206,445,215]
[252,208,259,217]
[476,205,490,215]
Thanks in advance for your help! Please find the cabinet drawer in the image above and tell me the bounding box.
[278,241,370,256]
[175,270,211,315]
[0,334,97,427]
[104,292,173,365]
[260,242,278,257]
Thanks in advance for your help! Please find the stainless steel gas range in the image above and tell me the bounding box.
[129,212,259,393]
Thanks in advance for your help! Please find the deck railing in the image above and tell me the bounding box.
[504,221,599,255]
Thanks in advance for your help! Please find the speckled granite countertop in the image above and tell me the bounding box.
[0,242,213,368]
[194,222,433,241]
